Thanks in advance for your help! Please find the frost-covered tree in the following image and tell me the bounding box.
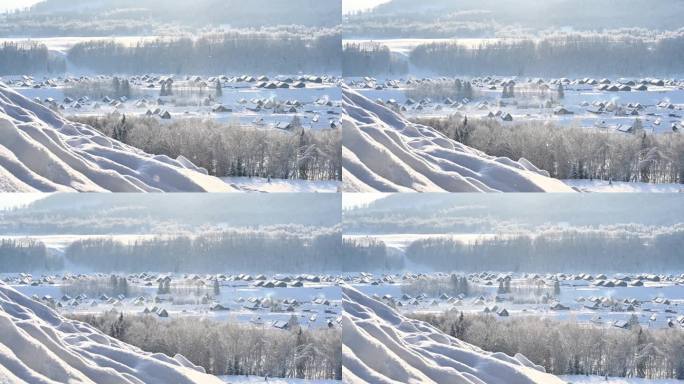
[71,114,341,181]
[214,81,222,97]
[65,227,342,273]
[497,281,506,294]
[70,312,342,380]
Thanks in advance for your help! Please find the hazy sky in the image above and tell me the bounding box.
[0,194,47,211]
[0,0,42,13]
[343,0,391,15]
[342,193,387,210]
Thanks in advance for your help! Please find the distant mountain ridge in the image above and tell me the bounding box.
[354,0,684,32]
[22,0,341,28]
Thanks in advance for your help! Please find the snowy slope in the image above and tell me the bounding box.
[0,82,235,192]
[0,282,224,384]
[342,86,574,192]
[342,285,566,384]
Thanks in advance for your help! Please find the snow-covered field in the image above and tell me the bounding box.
[222,177,339,193]
[7,74,341,131]
[4,272,341,330]
[342,284,565,384]
[347,271,684,330]
[220,376,338,384]
[343,230,684,329]
[342,85,574,192]
[0,282,224,384]
[347,76,684,134]
[561,376,683,384]
[563,179,684,193]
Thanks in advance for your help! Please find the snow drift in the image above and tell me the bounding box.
[0,82,234,192]
[342,285,566,384]
[342,86,574,192]
[0,282,224,384]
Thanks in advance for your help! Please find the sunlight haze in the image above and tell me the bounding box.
[0,0,42,13]
[343,0,391,14]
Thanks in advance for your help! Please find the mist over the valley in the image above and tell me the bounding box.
[343,194,684,273]
[0,194,342,273]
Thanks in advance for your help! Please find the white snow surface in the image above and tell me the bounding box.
[562,179,684,193]
[560,376,681,384]
[0,282,224,384]
[220,376,338,383]
[221,176,340,193]
[342,285,566,384]
[0,82,235,192]
[342,86,574,192]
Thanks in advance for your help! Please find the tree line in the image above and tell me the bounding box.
[404,79,475,102]
[405,227,684,273]
[412,311,684,380]
[0,239,62,272]
[410,34,684,77]
[416,114,684,184]
[60,275,138,298]
[65,227,342,273]
[0,42,65,75]
[340,33,684,77]
[67,29,341,75]
[342,237,402,272]
[70,311,341,380]
[401,274,474,298]
[342,42,407,76]
[71,114,341,181]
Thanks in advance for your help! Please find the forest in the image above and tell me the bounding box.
[0,42,65,75]
[342,42,407,76]
[410,34,684,77]
[71,114,341,181]
[412,310,684,380]
[71,311,341,380]
[341,33,684,77]
[66,29,341,74]
[0,239,61,272]
[406,226,684,273]
[404,79,475,102]
[64,227,342,273]
[342,237,401,272]
[416,114,684,184]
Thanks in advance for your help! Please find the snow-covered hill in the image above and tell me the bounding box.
[342,285,566,384]
[0,82,235,192]
[0,282,224,384]
[342,86,575,192]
